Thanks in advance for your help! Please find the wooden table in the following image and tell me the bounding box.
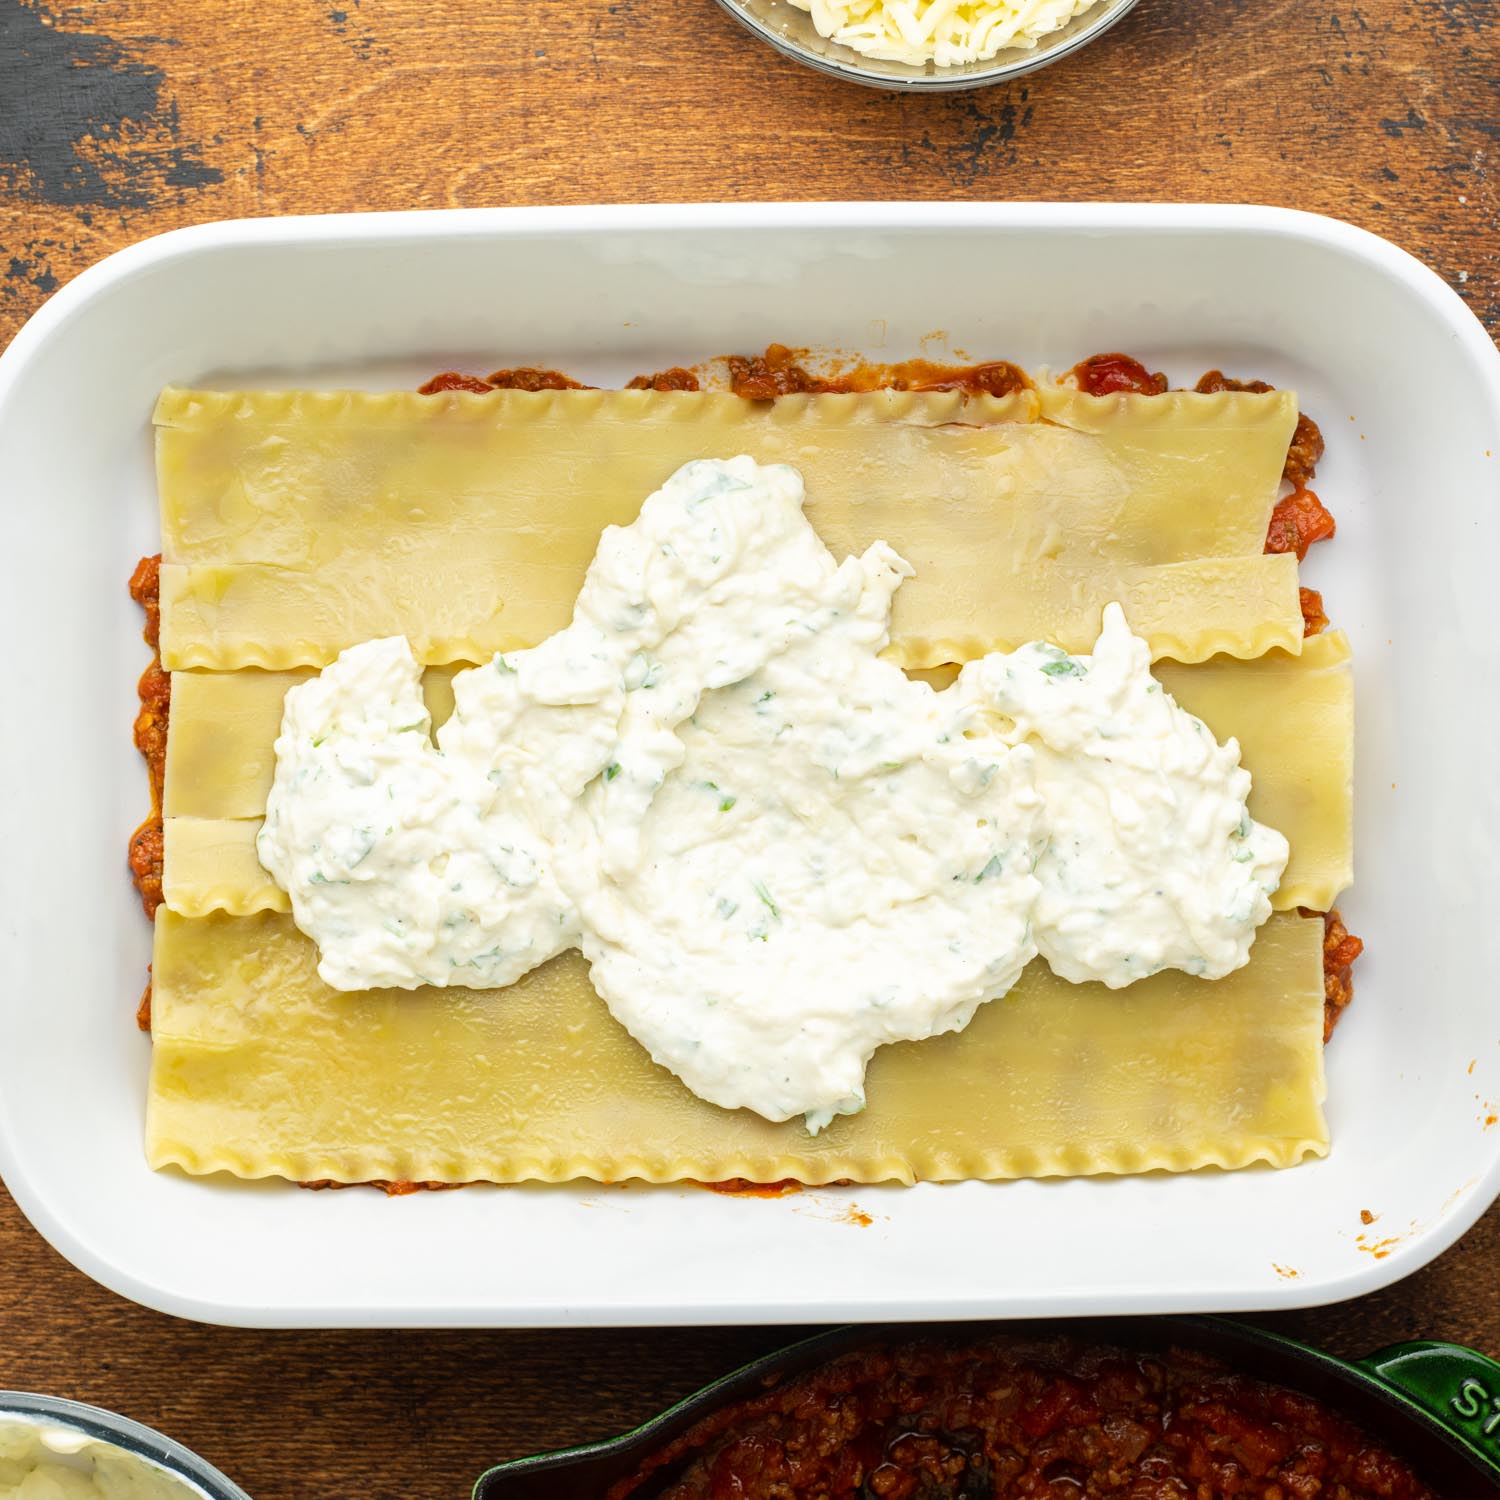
[2,1,1497,1494]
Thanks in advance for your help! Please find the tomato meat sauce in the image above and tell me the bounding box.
[1070,352,1168,397]
[418,367,589,394]
[1299,587,1329,636]
[698,1178,804,1199]
[298,1177,471,1197]
[127,555,170,1031]
[608,1334,1436,1500]
[629,367,702,392]
[722,344,1031,400]
[1316,909,1365,1042]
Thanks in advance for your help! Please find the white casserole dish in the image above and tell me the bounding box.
[0,203,1496,1328]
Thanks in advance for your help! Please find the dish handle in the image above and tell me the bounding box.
[1358,1341,1500,1475]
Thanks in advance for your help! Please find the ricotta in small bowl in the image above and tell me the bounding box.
[0,1404,247,1500]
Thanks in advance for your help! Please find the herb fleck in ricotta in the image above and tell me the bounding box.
[259,457,1287,1128]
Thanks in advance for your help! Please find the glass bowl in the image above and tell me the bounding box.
[709,0,1141,90]
[0,1393,252,1499]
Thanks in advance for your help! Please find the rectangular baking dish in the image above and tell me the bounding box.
[1,203,1497,1328]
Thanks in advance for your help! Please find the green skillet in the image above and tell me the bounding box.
[474,1316,1500,1498]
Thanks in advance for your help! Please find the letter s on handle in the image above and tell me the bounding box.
[1359,1341,1500,1477]
[1453,1377,1487,1421]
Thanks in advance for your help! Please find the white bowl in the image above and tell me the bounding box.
[1,203,1497,1328]
[710,0,1141,90]
[0,1394,252,1499]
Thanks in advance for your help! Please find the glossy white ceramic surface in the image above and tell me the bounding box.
[0,203,1496,1326]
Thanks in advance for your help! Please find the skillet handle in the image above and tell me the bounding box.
[1358,1341,1500,1476]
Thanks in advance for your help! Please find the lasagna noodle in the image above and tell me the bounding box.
[145,909,1328,1185]
[155,386,1302,670]
[1155,633,1354,910]
[160,633,1354,913]
[163,665,463,820]
[163,819,286,917]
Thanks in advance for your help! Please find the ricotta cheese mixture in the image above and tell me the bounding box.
[783,0,1103,68]
[259,456,1288,1129]
[0,1421,202,1500]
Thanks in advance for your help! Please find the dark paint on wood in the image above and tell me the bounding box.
[0,0,221,211]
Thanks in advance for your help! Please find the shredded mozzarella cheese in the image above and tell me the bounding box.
[785,0,1104,67]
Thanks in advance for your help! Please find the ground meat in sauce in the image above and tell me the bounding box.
[609,1335,1436,1500]
[127,557,168,891]
[127,818,164,922]
[298,1178,471,1196]
[128,557,170,1029]
[135,970,153,1032]
[1281,411,1327,491]
[1316,908,1365,1041]
[418,367,590,394]
[1300,585,1329,637]
[1196,369,1276,397]
[829,357,1031,397]
[485,366,590,391]
[132,662,171,805]
[418,371,494,394]
[629,367,703,392]
[726,344,842,399]
[126,555,172,1035]
[727,346,1032,400]
[699,1178,804,1198]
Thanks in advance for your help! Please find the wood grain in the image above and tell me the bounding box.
[0,1196,1498,1500]
[2,0,1499,1496]
[2,0,1498,347]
